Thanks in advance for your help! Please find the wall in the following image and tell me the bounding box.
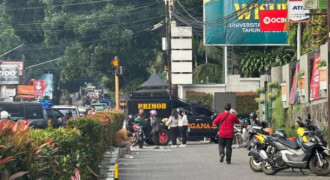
[178,75,260,99]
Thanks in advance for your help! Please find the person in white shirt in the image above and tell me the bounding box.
[178,110,188,147]
[166,109,179,147]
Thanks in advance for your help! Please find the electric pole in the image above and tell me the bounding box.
[327,0,330,149]
[165,0,172,88]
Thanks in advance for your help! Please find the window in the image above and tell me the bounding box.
[26,105,44,119]
[0,104,24,118]
[56,109,78,117]
[194,106,213,117]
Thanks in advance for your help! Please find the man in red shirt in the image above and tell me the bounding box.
[212,103,240,164]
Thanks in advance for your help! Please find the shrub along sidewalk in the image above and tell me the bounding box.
[0,110,124,180]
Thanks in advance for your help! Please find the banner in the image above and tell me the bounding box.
[39,74,53,99]
[0,61,24,76]
[281,84,287,102]
[290,63,300,105]
[33,80,44,96]
[0,65,19,84]
[259,10,288,31]
[303,0,318,9]
[18,85,34,96]
[204,0,288,45]
[288,0,310,22]
[310,53,321,100]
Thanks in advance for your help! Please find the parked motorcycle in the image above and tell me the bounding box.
[132,122,145,149]
[247,122,273,172]
[259,115,330,176]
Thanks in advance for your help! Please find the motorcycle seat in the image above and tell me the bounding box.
[278,138,300,149]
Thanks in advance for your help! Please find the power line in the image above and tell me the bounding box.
[3,0,159,11]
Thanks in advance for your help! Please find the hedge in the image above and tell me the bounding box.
[186,90,213,108]
[0,110,124,180]
[235,92,258,117]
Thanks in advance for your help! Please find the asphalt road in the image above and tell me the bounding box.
[118,142,330,180]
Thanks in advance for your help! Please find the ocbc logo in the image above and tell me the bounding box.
[263,17,286,24]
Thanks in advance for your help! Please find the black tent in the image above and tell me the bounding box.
[140,72,168,88]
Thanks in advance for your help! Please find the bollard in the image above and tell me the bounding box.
[114,163,119,180]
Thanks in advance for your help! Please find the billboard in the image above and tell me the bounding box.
[33,80,44,96]
[204,0,288,46]
[39,74,53,99]
[259,10,288,31]
[0,61,24,76]
[0,65,19,84]
[288,0,309,23]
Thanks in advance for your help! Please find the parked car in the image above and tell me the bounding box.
[41,102,65,128]
[0,102,47,129]
[52,105,80,118]
[91,103,108,111]
[100,93,112,107]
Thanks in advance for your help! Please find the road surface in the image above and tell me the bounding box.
[118,142,330,180]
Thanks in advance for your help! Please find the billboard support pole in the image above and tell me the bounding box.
[297,23,302,59]
[224,46,228,85]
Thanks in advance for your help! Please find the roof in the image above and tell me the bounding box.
[52,105,78,109]
[140,72,168,88]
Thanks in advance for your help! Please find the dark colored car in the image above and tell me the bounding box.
[41,103,65,128]
[0,102,48,129]
[125,90,219,145]
[100,93,112,107]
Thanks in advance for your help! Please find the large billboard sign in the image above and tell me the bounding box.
[204,0,288,46]
[0,65,19,84]
[39,74,53,99]
[0,61,24,76]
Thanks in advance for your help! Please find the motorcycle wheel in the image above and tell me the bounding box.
[261,161,279,175]
[309,155,330,176]
[249,157,262,172]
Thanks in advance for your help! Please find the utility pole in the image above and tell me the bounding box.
[327,0,330,149]
[111,56,120,110]
[165,0,172,89]
[165,0,178,96]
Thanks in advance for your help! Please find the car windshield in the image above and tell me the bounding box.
[55,109,78,117]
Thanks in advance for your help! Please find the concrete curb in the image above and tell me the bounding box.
[99,148,120,180]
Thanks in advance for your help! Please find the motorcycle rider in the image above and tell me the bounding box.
[212,103,240,164]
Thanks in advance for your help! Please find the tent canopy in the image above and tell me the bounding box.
[140,72,168,88]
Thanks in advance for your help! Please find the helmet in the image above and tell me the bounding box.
[274,129,288,139]
[1,111,9,119]
[249,112,257,119]
[150,110,157,116]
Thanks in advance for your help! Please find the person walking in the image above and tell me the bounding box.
[166,109,179,148]
[212,103,240,164]
[179,110,188,147]
[150,110,160,149]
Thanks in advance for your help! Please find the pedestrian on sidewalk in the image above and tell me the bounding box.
[212,104,240,164]
[166,109,179,148]
[114,128,134,159]
[150,110,160,149]
[178,110,188,147]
